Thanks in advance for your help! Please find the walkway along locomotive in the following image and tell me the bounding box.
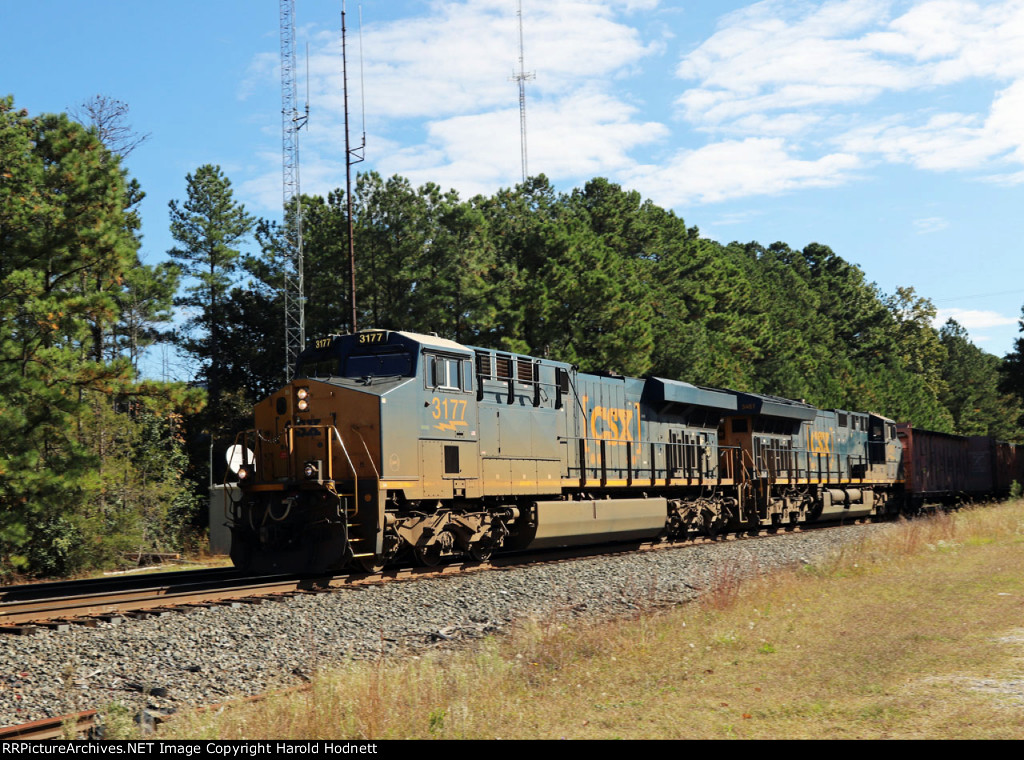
[224,329,1017,574]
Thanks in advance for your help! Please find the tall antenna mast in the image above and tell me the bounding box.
[342,1,365,333]
[280,0,309,381]
[511,0,534,183]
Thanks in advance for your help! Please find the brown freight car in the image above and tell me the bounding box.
[899,425,1023,505]
[896,424,969,506]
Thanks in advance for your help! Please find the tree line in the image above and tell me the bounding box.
[2,97,1023,578]
[210,171,1022,436]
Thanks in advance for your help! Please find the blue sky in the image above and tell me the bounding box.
[3,0,1023,377]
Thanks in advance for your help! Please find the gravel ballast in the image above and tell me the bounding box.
[0,524,885,727]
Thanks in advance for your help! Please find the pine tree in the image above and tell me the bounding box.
[1000,306,1024,429]
[0,98,138,573]
[168,165,254,405]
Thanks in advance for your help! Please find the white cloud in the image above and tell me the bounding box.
[244,0,668,205]
[673,0,1024,195]
[242,0,1024,210]
[625,137,861,206]
[239,51,278,102]
[377,90,668,195]
[307,0,660,121]
[836,80,1024,174]
[913,216,949,233]
[934,308,1020,329]
[676,0,919,126]
[885,0,1024,80]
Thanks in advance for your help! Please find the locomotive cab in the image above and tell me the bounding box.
[227,330,412,573]
[227,329,515,574]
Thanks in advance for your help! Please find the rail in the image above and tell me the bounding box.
[0,571,331,628]
[0,711,97,740]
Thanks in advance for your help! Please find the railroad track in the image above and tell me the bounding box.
[0,554,521,632]
[0,567,339,631]
[0,521,834,634]
[0,519,879,740]
[0,711,97,740]
[0,566,240,609]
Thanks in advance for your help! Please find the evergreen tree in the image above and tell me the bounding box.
[353,172,435,332]
[1000,306,1024,429]
[874,287,951,430]
[940,319,1022,439]
[0,97,199,575]
[408,190,500,345]
[302,190,354,337]
[168,165,254,405]
[113,260,179,373]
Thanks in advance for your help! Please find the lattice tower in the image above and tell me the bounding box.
[280,0,308,381]
[511,0,535,182]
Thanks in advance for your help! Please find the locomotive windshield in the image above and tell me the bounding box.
[298,357,338,378]
[343,348,413,378]
[297,346,413,379]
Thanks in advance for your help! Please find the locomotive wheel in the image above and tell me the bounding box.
[355,531,400,574]
[414,543,443,567]
[468,542,494,562]
[700,508,723,538]
[356,555,386,574]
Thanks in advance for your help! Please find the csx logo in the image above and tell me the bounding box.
[808,430,833,454]
[585,398,640,442]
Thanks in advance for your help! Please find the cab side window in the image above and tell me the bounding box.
[427,354,470,392]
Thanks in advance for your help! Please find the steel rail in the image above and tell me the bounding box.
[0,572,342,627]
[0,710,97,740]
[0,567,242,604]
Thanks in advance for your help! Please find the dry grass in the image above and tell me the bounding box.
[159,500,1024,740]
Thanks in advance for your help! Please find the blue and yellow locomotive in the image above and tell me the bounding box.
[226,329,907,574]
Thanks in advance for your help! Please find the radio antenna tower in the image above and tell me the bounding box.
[280,0,309,381]
[342,1,366,333]
[511,0,534,183]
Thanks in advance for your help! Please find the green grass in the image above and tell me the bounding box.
[156,500,1024,740]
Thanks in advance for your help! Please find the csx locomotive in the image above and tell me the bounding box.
[225,329,1019,574]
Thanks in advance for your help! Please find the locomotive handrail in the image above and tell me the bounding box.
[224,424,363,520]
[752,443,898,484]
[569,435,741,486]
[329,425,361,519]
[755,446,836,483]
[352,428,381,480]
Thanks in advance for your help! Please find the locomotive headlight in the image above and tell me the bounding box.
[297,398,310,411]
[296,387,310,411]
[237,464,252,481]
[303,460,322,480]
